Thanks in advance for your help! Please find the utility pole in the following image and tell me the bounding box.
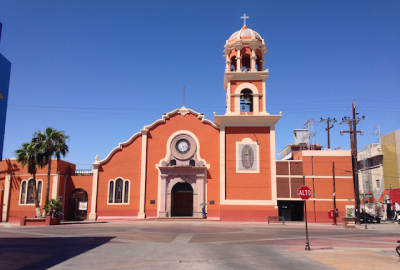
[320,117,337,149]
[340,100,364,225]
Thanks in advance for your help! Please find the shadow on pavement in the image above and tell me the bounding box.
[60,221,109,225]
[0,236,114,270]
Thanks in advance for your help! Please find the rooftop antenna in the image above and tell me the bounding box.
[183,85,185,107]
[241,14,249,26]
[373,125,381,144]
[303,119,316,150]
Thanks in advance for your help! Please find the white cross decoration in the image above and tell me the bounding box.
[241,14,249,26]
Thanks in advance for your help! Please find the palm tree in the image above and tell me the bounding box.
[15,142,44,217]
[34,127,69,213]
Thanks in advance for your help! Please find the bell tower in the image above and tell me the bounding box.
[223,19,269,115]
[215,18,281,212]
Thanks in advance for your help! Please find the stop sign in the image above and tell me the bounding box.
[297,185,312,200]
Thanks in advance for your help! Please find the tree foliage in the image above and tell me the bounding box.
[15,127,69,217]
[34,127,69,213]
[15,142,44,217]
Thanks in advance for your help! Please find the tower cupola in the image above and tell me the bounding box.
[223,18,269,116]
[224,25,266,73]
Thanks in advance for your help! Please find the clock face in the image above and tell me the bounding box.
[176,139,190,154]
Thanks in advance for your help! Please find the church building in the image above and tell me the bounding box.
[1,24,355,223]
[90,23,280,221]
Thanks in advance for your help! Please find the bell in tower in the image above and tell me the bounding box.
[223,15,269,116]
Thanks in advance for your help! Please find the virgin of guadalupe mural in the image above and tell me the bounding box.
[241,144,254,170]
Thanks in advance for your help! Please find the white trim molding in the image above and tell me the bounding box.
[89,157,100,221]
[99,107,218,165]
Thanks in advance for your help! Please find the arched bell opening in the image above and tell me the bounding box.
[230,56,237,71]
[171,182,193,217]
[240,89,253,112]
[256,57,262,71]
[242,53,251,71]
[256,49,263,71]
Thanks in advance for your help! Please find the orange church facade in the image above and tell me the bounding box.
[0,25,355,224]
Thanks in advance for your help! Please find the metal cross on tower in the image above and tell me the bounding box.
[241,14,249,26]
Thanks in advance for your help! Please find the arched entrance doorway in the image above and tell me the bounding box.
[67,189,88,221]
[171,182,193,217]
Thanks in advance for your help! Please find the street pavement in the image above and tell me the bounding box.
[0,220,399,269]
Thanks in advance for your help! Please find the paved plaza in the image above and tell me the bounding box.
[0,220,399,269]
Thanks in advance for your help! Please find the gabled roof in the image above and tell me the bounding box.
[97,107,218,164]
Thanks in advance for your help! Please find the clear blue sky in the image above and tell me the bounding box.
[0,1,399,169]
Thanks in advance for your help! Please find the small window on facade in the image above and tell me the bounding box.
[20,181,26,204]
[376,179,380,189]
[124,181,129,203]
[27,179,35,204]
[115,179,123,203]
[109,181,114,203]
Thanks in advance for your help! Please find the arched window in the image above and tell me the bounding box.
[124,181,129,203]
[20,181,26,204]
[108,178,130,204]
[27,179,35,204]
[240,89,253,112]
[108,181,114,203]
[115,179,123,203]
[20,179,43,205]
[37,181,42,204]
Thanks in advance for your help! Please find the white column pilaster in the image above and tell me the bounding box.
[158,174,167,218]
[51,173,60,200]
[196,173,205,213]
[219,125,226,202]
[260,75,269,114]
[225,54,231,71]
[235,46,242,72]
[226,81,231,114]
[250,46,257,71]
[138,129,148,219]
[253,94,260,114]
[89,156,100,221]
[2,174,11,222]
[236,57,242,72]
[270,125,278,203]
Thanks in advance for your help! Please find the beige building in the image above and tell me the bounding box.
[358,143,384,198]
[381,129,400,189]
